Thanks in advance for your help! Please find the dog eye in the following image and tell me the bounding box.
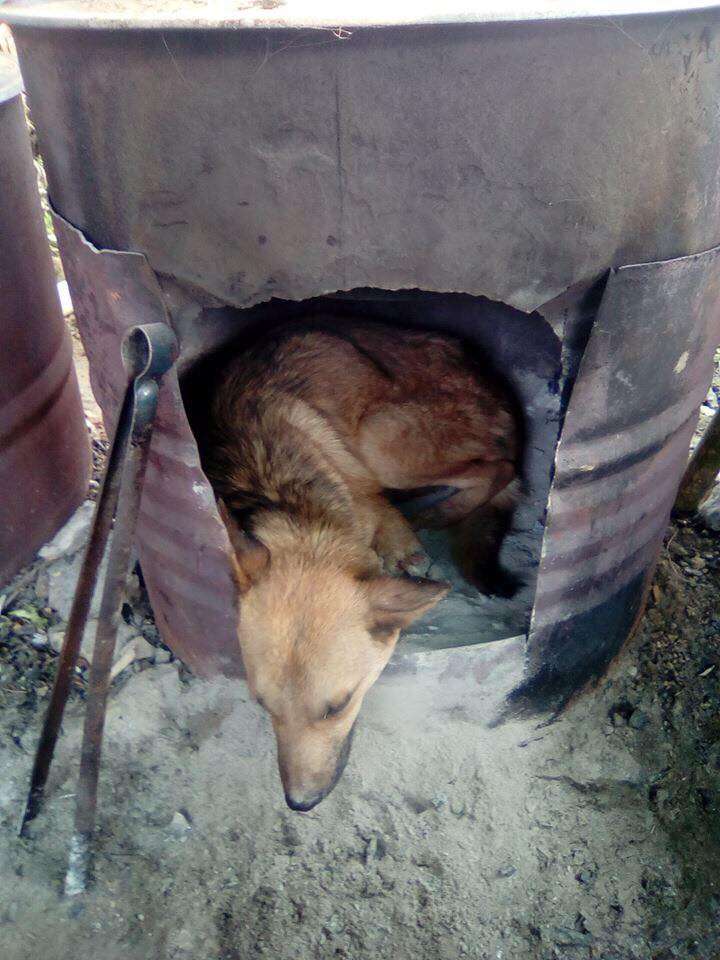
[322,693,352,721]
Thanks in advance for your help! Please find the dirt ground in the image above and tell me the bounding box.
[1,317,719,958]
[0,510,719,960]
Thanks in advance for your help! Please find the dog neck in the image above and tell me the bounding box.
[209,395,380,576]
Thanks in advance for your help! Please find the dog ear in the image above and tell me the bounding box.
[217,499,271,593]
[364,576,450,640]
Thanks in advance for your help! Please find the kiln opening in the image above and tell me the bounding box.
[181,288,563,651]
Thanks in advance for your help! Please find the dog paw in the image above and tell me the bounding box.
[394,550,433,578]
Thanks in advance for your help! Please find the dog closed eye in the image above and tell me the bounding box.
[321,690,354,721]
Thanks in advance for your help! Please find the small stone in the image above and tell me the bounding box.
[415,854,445,877]
[690,556,706,570]
[170,810,192,836]
[38,501,94,561]
[496,864,517,878]
[550,926,591,947]
[430,793,448,810]
[47,627,66,653]
[29,633,48,650]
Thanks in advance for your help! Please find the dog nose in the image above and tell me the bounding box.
[284,791,322,812]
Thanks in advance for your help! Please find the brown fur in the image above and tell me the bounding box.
[203,317,520,810]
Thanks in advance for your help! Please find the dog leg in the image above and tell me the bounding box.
[411,459,517,528]
[451,482,522,597]
[358,496,431,576]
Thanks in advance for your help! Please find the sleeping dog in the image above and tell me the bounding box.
[203,318,520,811]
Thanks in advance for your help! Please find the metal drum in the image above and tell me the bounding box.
[0,52,89,585]
[4,2,720,715]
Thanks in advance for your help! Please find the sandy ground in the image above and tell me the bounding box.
[0,514,719,960]
[0,319,718,958]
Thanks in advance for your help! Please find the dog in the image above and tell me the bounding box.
[201,317,520,811]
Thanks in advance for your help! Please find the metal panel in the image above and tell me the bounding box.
[52,214,243,677]
[0,54,89,584]
[8,12,720,316]
[516,245,720,711]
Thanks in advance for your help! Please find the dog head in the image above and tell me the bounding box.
[218,501,448,811]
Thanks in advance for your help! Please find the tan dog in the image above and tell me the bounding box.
[203,318,520,810]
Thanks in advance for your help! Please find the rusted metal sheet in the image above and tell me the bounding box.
[517,246,720,711]
[0,54,89,585]
[8,11,720,316]
[52,214,243,677]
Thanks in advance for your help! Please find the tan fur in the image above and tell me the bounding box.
[204,317,519,810]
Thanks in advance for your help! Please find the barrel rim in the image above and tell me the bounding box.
[2,0,720,31]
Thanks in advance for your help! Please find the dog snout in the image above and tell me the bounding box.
[284,790,323,812]
[278,722,357,812]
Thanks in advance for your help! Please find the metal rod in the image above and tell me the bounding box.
[19,388,134,835]
[61,322,177,895]
[65,378,160,896]
[18,322,178,878]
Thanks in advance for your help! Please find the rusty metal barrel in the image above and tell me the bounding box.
[0,53,90,584]
[4,4,720,715]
